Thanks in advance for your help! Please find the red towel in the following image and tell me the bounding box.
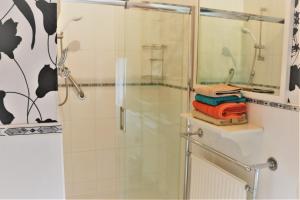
[192,101,247,120]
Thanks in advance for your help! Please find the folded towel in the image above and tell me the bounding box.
[194,84,242,97]
[195,94,246,106]
[192,110,248,126]
[192,101,247,120]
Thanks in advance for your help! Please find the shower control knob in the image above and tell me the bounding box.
[196,128,204,138]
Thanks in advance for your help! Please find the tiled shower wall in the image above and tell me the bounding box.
[58,5,123,198]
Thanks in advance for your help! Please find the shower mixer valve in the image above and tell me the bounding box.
[58,66,71,79]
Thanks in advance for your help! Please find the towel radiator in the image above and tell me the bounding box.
[190,155,247,199]
[182,130,278,200]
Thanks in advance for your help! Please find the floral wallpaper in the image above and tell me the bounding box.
[288,0,300,105]
[0,0,58,125]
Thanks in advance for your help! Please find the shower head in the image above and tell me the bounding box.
[222,47,237,70]
[241,27,258,44]
[222,47,232,57]
[58,40,81,67]
[59,16,83,33]
[67,40,81,52]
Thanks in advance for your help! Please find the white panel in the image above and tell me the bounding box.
[0,134,65,199]
[190,155,247,199]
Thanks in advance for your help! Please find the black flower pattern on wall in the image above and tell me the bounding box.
[0,91,15,125]
[290,65,300,91]
[36,65,58,98]
[13,0,36,49]
[0,19,22,60]
[36,0,57,65]
[36,0,57,36]
[289,1,300,93]
[0,0,58,126]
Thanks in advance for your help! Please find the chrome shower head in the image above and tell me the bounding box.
[241,27,258,44]
[58,40,81,67]
[67,40,81,52]
[222,47,237,68]
[222,47,232,57]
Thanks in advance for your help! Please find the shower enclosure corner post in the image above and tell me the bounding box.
[183,5,197,200]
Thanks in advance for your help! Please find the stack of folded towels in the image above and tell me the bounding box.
[192,84,248,126]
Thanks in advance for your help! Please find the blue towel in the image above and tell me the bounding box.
[195,94,246,106]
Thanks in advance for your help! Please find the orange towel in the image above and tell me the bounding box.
[192,101,247,120]
[192,110,248,126]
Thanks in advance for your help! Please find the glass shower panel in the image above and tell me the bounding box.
[121,6,190,199]
[58,1,190,199]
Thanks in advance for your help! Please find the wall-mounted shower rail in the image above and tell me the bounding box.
[126,2,191,14]
[61,0,192,14]
[62,0,126,6]
[200,7,285,24]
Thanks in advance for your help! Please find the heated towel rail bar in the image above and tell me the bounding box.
[182,131,278,200]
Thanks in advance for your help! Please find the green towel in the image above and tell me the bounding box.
[195,94,246,106]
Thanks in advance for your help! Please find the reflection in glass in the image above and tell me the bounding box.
[197,0,286,95]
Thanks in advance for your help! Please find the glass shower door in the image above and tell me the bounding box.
[119,3,192,199]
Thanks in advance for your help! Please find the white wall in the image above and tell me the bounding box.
[0,134,65,199]
[247,104,299,198]
[189,101,299,198]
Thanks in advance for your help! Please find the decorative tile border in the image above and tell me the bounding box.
[246,98,299,112]
[59,82,187,90]
[0,125,62,136]
[59,81,299,112]
[161,83,188,90]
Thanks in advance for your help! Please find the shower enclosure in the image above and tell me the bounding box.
[58,0,192,199]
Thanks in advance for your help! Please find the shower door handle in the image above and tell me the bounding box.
[120,106,126,132]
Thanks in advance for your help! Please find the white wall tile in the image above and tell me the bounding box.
[71,119,96,152]
[72,151,97,182]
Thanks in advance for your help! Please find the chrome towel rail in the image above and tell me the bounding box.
[182,131,278,200]
[182,132,278,172]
